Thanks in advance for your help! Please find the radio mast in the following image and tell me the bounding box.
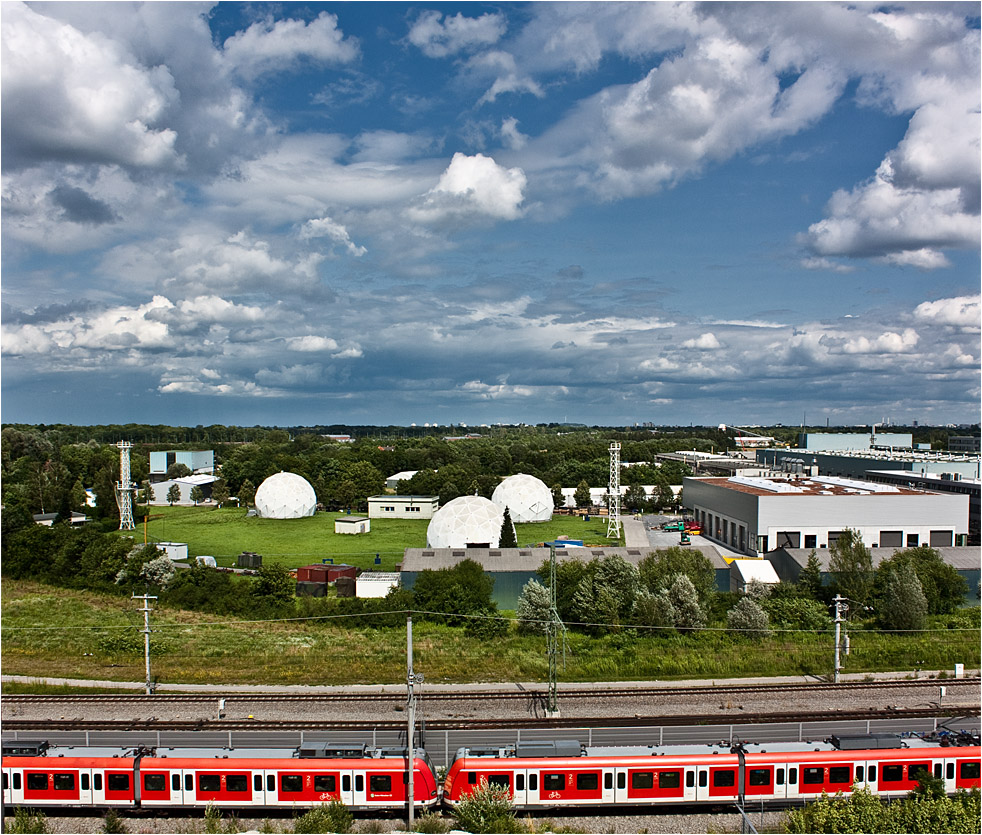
[115,441,136,530]
[606,441,621,539]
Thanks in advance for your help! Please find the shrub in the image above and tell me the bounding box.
[452,779,524,834]
[3,808,48,834]
[412,813,452,833]
[100,809,128,834]
[294,800,353,834]
[727,596,770,638]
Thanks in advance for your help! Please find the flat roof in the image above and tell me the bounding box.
[694,475,925,498]
[368,495,438,501]
[402,546,730,572]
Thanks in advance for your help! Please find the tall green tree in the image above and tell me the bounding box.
[498,507,517,548]
[639,547,717,610]
[875,547,967,615]
[877,559,928,631]
[166,484,181,505]
[573,480,592,509]
[516,579,552,635]
[828,529,874,611]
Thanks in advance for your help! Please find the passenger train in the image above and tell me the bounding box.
[2,731,979,814]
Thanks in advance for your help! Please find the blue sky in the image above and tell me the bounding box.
[2,1,979,428]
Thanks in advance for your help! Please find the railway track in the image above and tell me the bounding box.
[2,705,972,733]
[4,676,975,705]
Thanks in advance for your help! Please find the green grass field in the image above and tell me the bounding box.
[3,579,977,688]
[130,506,621,571]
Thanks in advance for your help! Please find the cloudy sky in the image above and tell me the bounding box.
[2,2,979,428]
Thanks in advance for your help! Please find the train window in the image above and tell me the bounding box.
[2,775,7,791]
[829,767,850,784]
[576,773,598,791]
[882,765,903,783]
[107,774,130,792]
[199,775,221,792]
[867,767,875,783]
[468,772,477,785]
[185,775,193,792]
[14,774,22,791]
[617,773,625,790]
[355,776,364,793]
[254,775,262,792]
[803,768,824,785]
[172,774,181,792]
[516,775,524,791]
[543,773,564,791]
[314,775,336,792]
[698,771,707,788]
[659,771,681,789]
[226,775,248,793]
[946,764,954,780]
[143,774,166,792]
[342,775,351,792]
[747,769,769,787]
[960,762,980,780]
[632,772,653,790]
[909,763,930,781]
[281,775,303,793]
[26,773,48,791]
[934,764,942,779]
[789,768,797,785]
[776,769,785,786]
[486,775,510,790]
[370,775,392,792]
[713,770,735,788]
[81,774,90,791]
[94,774,102,791]
[855,767,864,783]
[267,775,275,792]
[529,774,537,791]
[686,771,694,788]
[55,773,77,791]
[604,773,612,790]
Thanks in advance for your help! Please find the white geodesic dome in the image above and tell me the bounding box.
[426,495,504,548]
[491,473,554,523]
[254,472,317,519]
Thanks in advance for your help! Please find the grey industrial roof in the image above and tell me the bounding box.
[777,546,979,571]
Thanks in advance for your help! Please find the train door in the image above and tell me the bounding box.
[696,766,709,802]
[602,768,615,804]
[512,770,527,807]
[683,768,697,802]
[340,770,367,808]
[614,768,629,804]
[3,768,23,805]
[78,769,93,806]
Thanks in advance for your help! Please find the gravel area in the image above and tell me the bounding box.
[3,678,978,725]
[11,810,788,834]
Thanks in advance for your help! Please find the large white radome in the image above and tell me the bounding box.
[491,473,554,523]
[255,472,317,519]
[427,495,504,548]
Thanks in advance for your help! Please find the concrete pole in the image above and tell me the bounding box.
[133,592,157,695]
[407,614,415,832]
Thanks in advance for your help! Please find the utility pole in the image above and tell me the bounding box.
[133,592,157,695]
[833,595,848,684]
[546,545,566,718]
[406,614,422,831]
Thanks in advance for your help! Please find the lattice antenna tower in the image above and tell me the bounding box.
[607,441,621,539]
[115,441,136,531]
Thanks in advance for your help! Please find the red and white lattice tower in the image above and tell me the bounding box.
[115,441,136,530]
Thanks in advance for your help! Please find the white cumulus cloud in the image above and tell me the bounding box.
[299,217,367,256]
[407,11,506,58]
[913,295,981,329]
[409,153,526,223]
[682,332,722,350]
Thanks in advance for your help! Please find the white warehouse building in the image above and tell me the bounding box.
[683,474,969,556]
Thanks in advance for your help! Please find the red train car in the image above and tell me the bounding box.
[443,734,981,810]
[2,742,439,813]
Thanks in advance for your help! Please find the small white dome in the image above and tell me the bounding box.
[255,472,317,519]
[427,495,504,548]
[492,473,553,523]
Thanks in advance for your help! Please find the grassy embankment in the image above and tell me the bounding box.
[3,579,977,690]
[130,506,620,571]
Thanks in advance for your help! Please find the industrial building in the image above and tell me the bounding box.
[149,450,214,482]
[683,474,969,556]
[866,470,980,545]
[401,546,732,609]
[148,473,217,505]
[367,495,438,519]
[756,446,980,480]
[770,547,980,607]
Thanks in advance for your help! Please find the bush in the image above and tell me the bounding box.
[3,808,48,834]
[412,813,452,833]
[726,596,770,638]
[100,809,128,834]
[452,779,524,834]
[294,800,353,834]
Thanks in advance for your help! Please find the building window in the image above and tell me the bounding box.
[906,533,919,547]
[804,534,817,548]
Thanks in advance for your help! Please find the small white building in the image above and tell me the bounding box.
[335,516,371,534]
[729,558,780,593]
[385,471,419,489]
[148,474,218,505]
[356,572,400,598]
[157,542,189,561]
[368,495,439,519]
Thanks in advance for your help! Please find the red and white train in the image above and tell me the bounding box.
[443,733,981,810]
[2,732,979,814]
[1,742,439,812]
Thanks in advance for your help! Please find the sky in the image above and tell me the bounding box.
[2,1,980,429]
